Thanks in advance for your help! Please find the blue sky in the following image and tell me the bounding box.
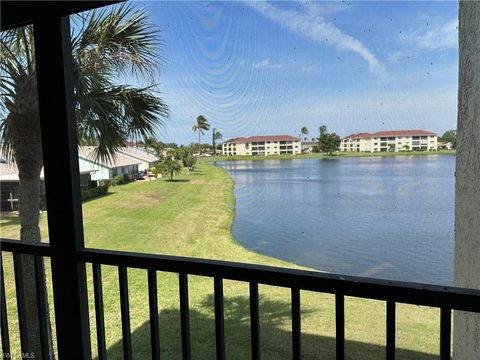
[139,1,459,144]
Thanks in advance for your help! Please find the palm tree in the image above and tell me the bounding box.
[300,126,309,141]
[319,125,327,136]
[158,157,182,180]
[212,128,222,155]
[192,115,210,155]
[0,4,168,356]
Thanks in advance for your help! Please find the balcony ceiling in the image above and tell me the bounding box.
[1,1,122,31]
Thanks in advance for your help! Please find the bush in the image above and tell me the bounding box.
[113,175,123,186]
[123,173,131,183]
[97,179,112,188]
[81,183,109,202]
[183,155,197,169]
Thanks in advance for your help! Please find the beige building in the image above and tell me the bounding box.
[222,135,301,156]
[340,130,438,152]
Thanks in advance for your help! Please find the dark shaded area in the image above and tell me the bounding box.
[81,192,113,204]
[104,295,438,360]
[164,179,190,183]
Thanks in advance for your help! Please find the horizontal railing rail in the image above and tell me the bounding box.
[2,237,480,360]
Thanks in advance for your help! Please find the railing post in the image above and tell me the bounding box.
[179,273,191,360]
[33,15,91,359]
[214,278,225,360]
[93,263,107,360]
[291,288,301,360]
[440,308,451,360]
[119,267,132,360]
[386,301,396,360]
[249,282,260,360]
[148,269,161,360]
[335,294,345,360]
[0,256,11,356]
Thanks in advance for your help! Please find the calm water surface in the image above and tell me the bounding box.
[216,156,455,285]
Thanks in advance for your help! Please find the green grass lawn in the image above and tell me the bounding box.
[1,164,443,359]
[207,149,455,162]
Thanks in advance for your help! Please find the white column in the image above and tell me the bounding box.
[453,2,480,359]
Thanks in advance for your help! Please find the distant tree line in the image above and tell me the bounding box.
[439,129,457,148]
[300,125,340,155]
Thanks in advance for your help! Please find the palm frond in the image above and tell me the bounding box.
[0,115,14,162]
[2,6,169,165]
[76,83,169,163]
[73,3,161,81]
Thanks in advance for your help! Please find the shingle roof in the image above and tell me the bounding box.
[224,135,300,144]
[344,132,372,139]
[78,146,142,168]
[372,130,436,137]
[0,161,94,181]
[117,147,159,163]
[344,130,436,140]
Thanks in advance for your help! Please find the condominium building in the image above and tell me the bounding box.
[222,135,301,156]
[340,130,438,152]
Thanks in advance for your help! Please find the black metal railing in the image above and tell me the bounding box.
[1,238,480,360]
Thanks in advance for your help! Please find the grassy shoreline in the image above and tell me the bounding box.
[205,149,455,162]
[1,163,442,359]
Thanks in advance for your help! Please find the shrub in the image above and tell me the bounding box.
[81,183,109,202]
[123,173,131,183]
[113,175,123,186]
[183,155,197,169]
[98,179,112,188]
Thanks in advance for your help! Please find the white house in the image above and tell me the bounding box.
[0,160,94,211]
[117,147,160,172]
[78,146,141,181]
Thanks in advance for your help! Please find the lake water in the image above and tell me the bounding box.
[216,156,455,285]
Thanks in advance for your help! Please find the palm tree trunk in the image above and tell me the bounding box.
[453,2,480,358]
[8,88,55,359]
[198,132,201,155]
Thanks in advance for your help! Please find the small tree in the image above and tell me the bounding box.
[192,115,210,155]
[183,155,197,174]
[144,137,167,157]
[149,166,160,178]
[212,128,222,155]
[159,158,182,180]
[317,125,340,155]
[440,129,457,148]
[319,125,327,136]
[300,126,309,141]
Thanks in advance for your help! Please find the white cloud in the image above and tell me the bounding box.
[245,1,386,79]
[400,18,458,52]
[253,58,283,69]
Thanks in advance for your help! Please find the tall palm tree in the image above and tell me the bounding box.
[300,126,309,141]
[192,115,210,155]
[0,4,168,357]
[212,128,222,155]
